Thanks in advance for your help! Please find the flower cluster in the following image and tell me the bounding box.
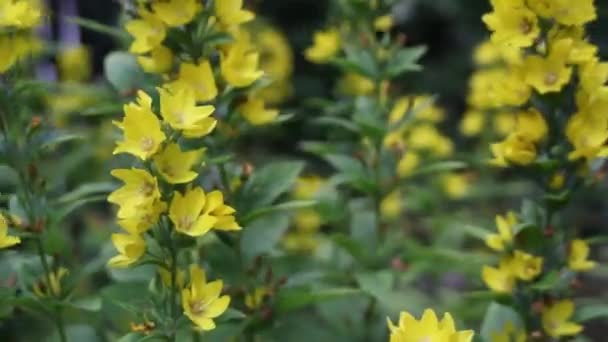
[0,0,44,72]
[387,309,474,342]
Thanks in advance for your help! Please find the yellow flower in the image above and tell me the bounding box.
[460,110,485,137]
[220,40,263,87]
[374,15,393,32]
[182,264,230,331]
[256,26,293,81]
[125,11,166,54]
[203,191,240,231]
[579,59,608,96]
[511,250,543,281]
[58,45,91,82]
[486,212,517,252]
[305,28,340,64]
[482,259,515,293]
[336,73,375,96]
[33,267,69,298]
[565,110,608,161]
[490,322,526,342]
[482,0,540,49]
[528,0,596,26]
[293,176,324,200]
[523,39,573,94]
[387,309,474,342]
[0,0,42,28]
[473,40,502,66]
[0,214,20,249]
[169,187,217,237]
[397,152,420,177]
[515,108,548,143]
[158,267,185,288]
[152,0,200,27]
[154,143,204,184]
[113,91,166,160]
[490,132,537,167]
[169,60,217,102]
[568,239,596,271]
[159,86,217,138]
[282,232,319,253]
[118,200,167,235]
[390,96,445,124]
[245,287,268,309]
[491,68,531,107]
[0,35,40,73]
[409,124,453,156]
[293,209,322,233]
[238,98,279,125]
[549,26,597,65]
[493,111,516,137]
[441,174,469,199]
[138,45,173,74]
[541,300,583,338]
[108,233,146,268]
[108,168,161,219]
[214,0,254,26]
[380,190,402,220]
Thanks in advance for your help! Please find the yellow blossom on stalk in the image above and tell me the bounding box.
[108,168,161,219]
[486,212,517,252]
[511,250,543,281]
[408,124,453,157]
[541,300,583,338]
[493,112,516,137]
[182,264,230,331]
[380,190,402,220]
[579,59,608,96]
[492,69,531,107]
[108,233,146,268]
[528,0,596,26]
[568,239,596,271]
[374,15,393,32]
[482,259,515,293]
[387,309,474,342]
[170,187,217,237]
[114,91,166,160]
[33,267,69,298]
[204,191,240,231]
[169,61,217,102]
[118,200,167,235]
[245,287,268,310]
[214,0,254,26]
[154,143,204,184]
[337,73,375,96]
[0,35,41,73]
[0,0,42,28]
[549,26,597,65]
[159,86,217,138]
[523,39,573,94]
[515,108,547,142]
[152,0,200,27]
[238,98,279,125]
[158,268,185,288]
[490,322,526,342]
[565,110,608,161]
[293,209,322,233]
[220,40,264,87]
[482,0,540,49]
[125,11,166,54]
[473,40,502,66]
[293,176,324,200]
[256,27,293,82]
[0,214,20,249]
[282,232,319,253]
[441,174,469,199]
[305,28,340,64]
[490,132,537,167]
[58,46,91,83]
[397,152,420,177]
[460,110,485,137]
[138,45,173,74]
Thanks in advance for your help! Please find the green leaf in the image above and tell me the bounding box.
[384,46,427,78]
[324,154,366,174]
[463,225,491,242]
[312,116,361,133]
[331,234,367,262]
[65,16,128,40]
[55,195,108,222]
[404,161,468,178]
[55,182,115,205]
[480,302,523,341]
[39,132,85,151]
[68,296,102,312]
[242,200,317,223]
[350,210,377,252]
[104,51,146,93]
[276,287,361,313]
[575,304,608,322]
[331,46,379,79]
[240,212,289,262]
[356,271,427,315]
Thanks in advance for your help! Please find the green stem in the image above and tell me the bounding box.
[219,163,232,200]
[35,238,67,342]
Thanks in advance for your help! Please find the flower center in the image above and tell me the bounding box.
[190,300,207,315]
[179,216,194,230]
[141,137,155,152]
[545,72,558,85]
[139,182,155,197]
[519,18,533,35]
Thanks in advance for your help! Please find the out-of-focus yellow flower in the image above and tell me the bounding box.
[541,300,583,338]
[58,45,91,82]
[523,39,573,94]
[170,187,217,237]
[515,108,547,143]
[108,233,146,268]
[460,110,485,137]
[387,309,474,342]
[158,267,185,288]
[154,143,204,184]
[490,322,526,342]
[380,190,402,220]
[0,35,41,72]
[441,174,469,199]
[549,172,565,190]
[238,98,279,125]
[214,0,254,26]
[293,209,322,233]
[221,39,263,87]
[152,0,200,27]
[549,26,597,65]
[305,28,340,64]
[182,264,230,331]
[482,259,515,293]
[0,214,20,249]
[493,111,516,137]
[408,124,453,157]
[579,59,608,96]
[473,40,502,66]
[159,86,217,138]
[490,132,537,167]
[293,176,325,200]
[568,239,596,271]
[125,11,166,54]
[33,267,69,298]
[203,191,240,231]
[397,152,420,178]
[256,26,293,82]
[374,15,393,32]
[565,109,608,161]
[336,73,375,96]
[138,45,173,74]
[283,232,319,253]
[486,212,517,252]
[528,0,596,26]
[113,91,166,160]
[0,0,42,28]
[245,287,268,310]
[169,61,217,102]
[108,168,161,219]
[482,0,540,49]
[511,250,543,281]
